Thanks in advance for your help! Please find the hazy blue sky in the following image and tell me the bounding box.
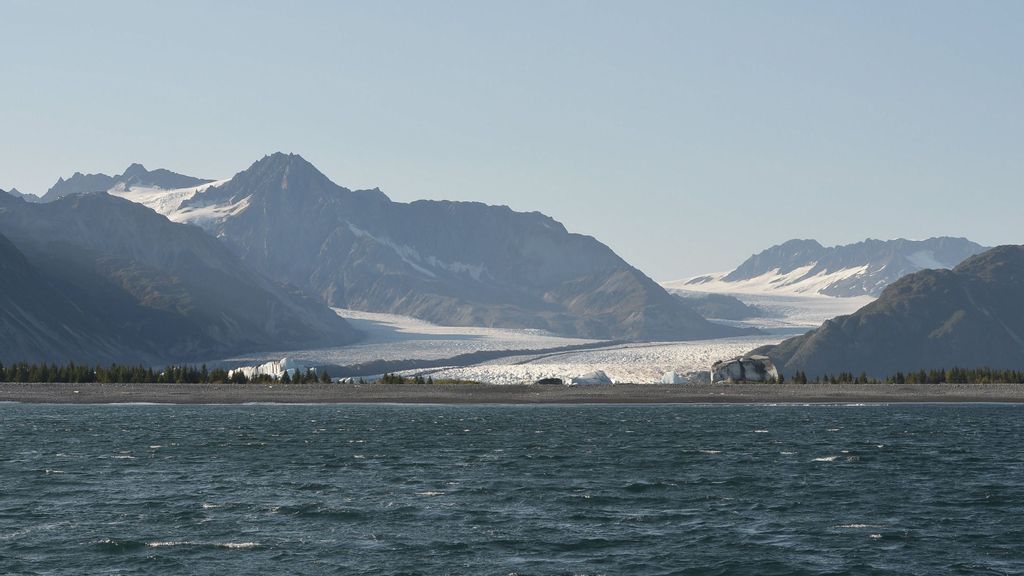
[2,1,1022,279]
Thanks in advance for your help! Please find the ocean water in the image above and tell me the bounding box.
[1,404,1023,575]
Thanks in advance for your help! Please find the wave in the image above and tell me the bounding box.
[216,542,260,550]
[833,524,885,529]
[147,540,194,548]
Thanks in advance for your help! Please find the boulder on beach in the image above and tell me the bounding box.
[711,355,778,384]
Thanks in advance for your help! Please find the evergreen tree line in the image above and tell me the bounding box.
[785,367,1024,385]
[0,361,331,384]
[378,373,434,385]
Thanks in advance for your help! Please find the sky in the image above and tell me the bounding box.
[2,1,1022,280]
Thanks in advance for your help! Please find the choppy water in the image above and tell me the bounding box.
[2,404,1023,575]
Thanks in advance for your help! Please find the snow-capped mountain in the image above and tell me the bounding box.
[671,238,988,298]
[40,163,213,203]
[45,153,748,342]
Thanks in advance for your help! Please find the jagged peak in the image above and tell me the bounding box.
[223,152,348,197]
[250,152,318,172]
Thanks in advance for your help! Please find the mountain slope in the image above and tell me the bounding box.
[679,237,987,297]
[756,245,1024,377]
[0,191,359,364]
[41,163,212,202]
[0,230,131,363]
[80,152,745,341]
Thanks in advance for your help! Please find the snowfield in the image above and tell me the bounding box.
[108,179,231,222]
[410,336,784,385]
[221,308,600,367]
[218,308,786,385]
[661,283,873,331]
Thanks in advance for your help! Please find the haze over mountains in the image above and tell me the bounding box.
[32,153,743,342]
[679,237,988,298]
[757,245,1024,378]
[0,190,358,364]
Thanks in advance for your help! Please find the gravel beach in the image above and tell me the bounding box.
[2,382,1024,404]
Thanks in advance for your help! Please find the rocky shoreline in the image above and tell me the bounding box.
[2,382,1024,404]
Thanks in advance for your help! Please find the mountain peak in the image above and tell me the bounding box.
[229,152,337,195]
[253,152,316,171]
[122,163,148,178]
[778,238,824,251]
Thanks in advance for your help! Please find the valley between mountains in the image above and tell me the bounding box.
[2,153,1016,382]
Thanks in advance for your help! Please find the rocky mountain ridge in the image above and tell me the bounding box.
[682,237,988,298]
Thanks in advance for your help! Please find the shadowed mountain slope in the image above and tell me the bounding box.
[0,192,358,364]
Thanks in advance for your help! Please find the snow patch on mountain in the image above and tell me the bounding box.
[346,222,490,281]
[107,179,232,223]
[666,264,872,297]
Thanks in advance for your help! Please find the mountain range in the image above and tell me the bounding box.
[755,245,1024,378]
[38,153,744,342]
[41,163,212,203]
[681,237,988,298]
[0,191,358,364]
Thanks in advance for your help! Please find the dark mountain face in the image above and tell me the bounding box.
[0,191,358,364]
[0,230,129,363]
[184,153,744,341]
[675,293,764,321]
[708,237,988,297]
[41,163,212,202]
[756,245,1024,378]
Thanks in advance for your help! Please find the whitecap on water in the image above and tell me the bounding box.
[148,540,193,548]
[216,542,259,549]
[833,524,885,529]
[812,455,840,462]
[416,491,445,497]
